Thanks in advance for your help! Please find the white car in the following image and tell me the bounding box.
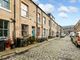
[60,33,66,38]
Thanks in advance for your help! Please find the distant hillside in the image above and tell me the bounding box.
[62,25,74,34]
[62,25,74,29]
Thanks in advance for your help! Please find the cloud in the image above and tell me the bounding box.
[58,5,79,18]
[58,5,69,13]
[69,0,80,3]
[58,5,78,13]
[58,12,68,18]
[69,0,78,3]
[39,4,54,13]
[69,6,78,13]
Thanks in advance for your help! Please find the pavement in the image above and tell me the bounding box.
[4,36,80,60]
[0,37,56,60]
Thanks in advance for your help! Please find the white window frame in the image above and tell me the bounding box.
[21,24,29,37]
[21,3,28,17]
[0,0,10,10]
[37,13,40,24]
[43,17,46,25]
[0,20,9,37]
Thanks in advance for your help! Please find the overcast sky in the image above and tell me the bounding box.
[32,0,80,26]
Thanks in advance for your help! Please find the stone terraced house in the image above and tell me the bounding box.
[0,0,62,51]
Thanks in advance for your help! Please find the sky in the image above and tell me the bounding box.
[32,0,80,26]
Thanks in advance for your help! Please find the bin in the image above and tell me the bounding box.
[0,38,5,52]
[16,38,24,47]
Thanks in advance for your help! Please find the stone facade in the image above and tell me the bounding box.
[0,0,62,42]
[74,20,80,32]
[48,14,61,37]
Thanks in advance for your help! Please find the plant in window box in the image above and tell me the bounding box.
[23,34,31,46]
[5,38,11,50]
[31,36,36,44]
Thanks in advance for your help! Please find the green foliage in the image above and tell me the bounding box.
[27,36,36,44]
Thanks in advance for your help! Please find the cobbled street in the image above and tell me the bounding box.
[5,36,80,60]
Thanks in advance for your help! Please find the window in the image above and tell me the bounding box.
[37,13,40,24]
[51,21,52,27]
[37,28,40,36]
[21,3,28,17]
[32,27,35,37]
[43,17,46,25]
[43,28,46,36]
[0,0,10,9]
[21,24,28,37]
[0,0,1,6]
[49,20,50,26]
[0,20,9,37]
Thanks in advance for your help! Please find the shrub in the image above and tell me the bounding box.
[27,36,35,44]
[37,37,48,43]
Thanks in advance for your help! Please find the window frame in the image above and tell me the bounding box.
[49,20,51,26]
[0,20,9,37]
[0,0,10,10]
[21,24,29,37]
[37,13,40,24]
[43,17,46,25]
[37,27,40,36]
[21,2,29,17]
[43,28,46,36]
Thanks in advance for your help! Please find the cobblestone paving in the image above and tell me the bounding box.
[5,36,80,60]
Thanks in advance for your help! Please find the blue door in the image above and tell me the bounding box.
[32,27,35,37]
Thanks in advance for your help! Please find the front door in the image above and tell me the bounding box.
[32,27,35,37]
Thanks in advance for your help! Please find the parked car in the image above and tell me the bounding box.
[71,32,80,47]
[60,33,66,38]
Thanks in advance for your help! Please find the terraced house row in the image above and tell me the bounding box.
[0,0,63,50]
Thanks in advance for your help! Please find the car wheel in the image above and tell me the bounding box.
[75,42,79,47]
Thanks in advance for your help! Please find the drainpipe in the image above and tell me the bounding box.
[36,6,38,41]
[41,11,43,39]
[13,0,16,41]
[10,0,16,48]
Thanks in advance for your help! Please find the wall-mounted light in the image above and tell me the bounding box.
[10,18,16,23]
